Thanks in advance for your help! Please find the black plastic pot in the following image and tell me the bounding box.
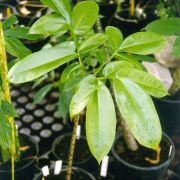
[153,93,180,137]
[112,133,175,180]
[33,166,96,180]
[15,1,47,26]
[0,3,17,21]
[0,133,39,180]
[110,7,157,37]
[52,133,92,168]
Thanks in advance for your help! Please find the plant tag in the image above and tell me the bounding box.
[100,156,109,177]
[169,145,173,158]
[54,160,62,175]
[76,125,81,140]
[0,13,3,20]
[42,165,50,177]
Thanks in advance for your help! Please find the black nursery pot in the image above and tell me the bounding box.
[33,166,96,180]
[52,133,92,168]
[0,3,17,21]
[112,133,175,180]
[0,133,39,180]
[15,1,47,26]
[153,92,180,136]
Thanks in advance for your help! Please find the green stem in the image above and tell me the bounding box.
[95,53,116,76]
[0,22,16,180]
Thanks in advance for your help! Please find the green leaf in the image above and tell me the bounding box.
[102,61,133,77]
[86,80,116,163]
[115,53,144,70]
[2,15,18,30]
[58,89,73,119]
[79,33,106,54]
[60,63,84,93]
[113,78,162,149]
[96,48,106,64]
[133,54,156,62]
[8,47,77,83]
[33,84,53,104]
[72,1,99,35]
[116,68,168,98]
[172,36,180,58]
[70,75,97,119]
[105,26,123,51]
[119,32,166,55]
[1,100,18,117]
[29,14,68,36]
[4,27,43,40]
[0,112,12,150]
[5,37,31,58]
[40,0,71,22]
[145,17,180,36]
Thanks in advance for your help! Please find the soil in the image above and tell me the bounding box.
[114,135,171,167]
[53,134,91,164]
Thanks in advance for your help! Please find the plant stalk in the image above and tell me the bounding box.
[66,116,79,180]
[0,22,16,180]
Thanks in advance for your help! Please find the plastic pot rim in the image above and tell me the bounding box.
[111,132,175,171]
[0,132,39,173]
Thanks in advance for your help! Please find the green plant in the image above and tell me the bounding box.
[8,0,168,179]
[0,15,43,180]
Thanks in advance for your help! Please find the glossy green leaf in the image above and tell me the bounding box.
[105,26,123,51]
[2,15,17,30]
[60,63,82,83]
[72,1,99,35]
[0,111,12,150]
[58,89,73,119]
[8,47,77,83]
[70,75,97,119]
[113,78,162,149]
[40,0,71,22]
[33,84,53,104]
[1,100,18,117]
[119,32,166,55]
[102,61,133,77]
[116,68,168,98]
[4,27,43,40]
[115,53,144,70]
[172,36,180,58]
[145,17,180,36]
[133,54,156,62]
[5,37,31,58]
[79,33,106,54]
[29,14,68,36]
[86,80,116,163]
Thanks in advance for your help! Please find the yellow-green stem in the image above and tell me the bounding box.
[130,0,135,17]
[66,117,79,180]
[0,22,16,180]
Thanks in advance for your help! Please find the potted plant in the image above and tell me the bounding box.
[8,0,175,179]
[144,17,180,137]
[0,15,39,180]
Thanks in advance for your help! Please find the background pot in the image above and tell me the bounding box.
[0,3,17,21]
[112,133,175,180]
[153,92,180,137]
[33,166,96,180]
[52,133,93,169]
[0,133,39,180]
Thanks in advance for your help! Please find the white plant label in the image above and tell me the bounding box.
[54,160,62,175]
[42,165,50,177]
[76,125,81,140]
[100,156,109,177]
